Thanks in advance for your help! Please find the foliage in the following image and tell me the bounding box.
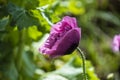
[39,56,99,80]
[0,0,120,80]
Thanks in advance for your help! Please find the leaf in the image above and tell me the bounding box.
[40,74,68,80]
[96,11,120,26]
[53,57,83,80]
[40,57,84,80]
[40,56,100,80]
[6,61,18,80]
[7,3,40,30]
[0,60,18,80]
[9,0,39,9]
[0,41,13,60]
[28,26,42,40]
[21,51,36,80]
[0,16,9,31]
[69,1,85,15]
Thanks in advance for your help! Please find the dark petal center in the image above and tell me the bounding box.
[65,42,78,55]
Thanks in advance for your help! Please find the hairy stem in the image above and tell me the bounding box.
[77,47,87,80]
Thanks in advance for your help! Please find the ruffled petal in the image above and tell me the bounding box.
[39,16,81,58]
[62,16,78,28]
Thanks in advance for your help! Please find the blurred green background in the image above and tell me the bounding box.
[0,0,120,80]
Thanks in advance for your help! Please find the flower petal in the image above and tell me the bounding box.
[47,28,81,58]
[112,35,120,52]
[62,16,78,28]
[39,16,81,58]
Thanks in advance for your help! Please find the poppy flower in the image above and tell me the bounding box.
[112,34,120,52]
[39,16,81,58]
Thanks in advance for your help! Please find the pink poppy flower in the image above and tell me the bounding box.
[112,34,120,52]
[39,16,81,58]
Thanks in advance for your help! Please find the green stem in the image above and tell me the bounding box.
[41,12,53,26]
[15,30,25,80]
[37,6,53,26]
[77,47,87,80]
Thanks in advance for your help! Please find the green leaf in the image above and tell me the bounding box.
[21,51,36,80]
[96,11,120,26]
[31,9,50,32]
[0,16,9,31]
[69,1,85,15]
[6,61,18,80]
[0,60,18,80]
[28,26,42,40]
[53,57,83,80]
[40,57,83,80]
[7,3,40,30]
[9,0,39,9]
[40,74,68,80]
[40,56,100,80]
